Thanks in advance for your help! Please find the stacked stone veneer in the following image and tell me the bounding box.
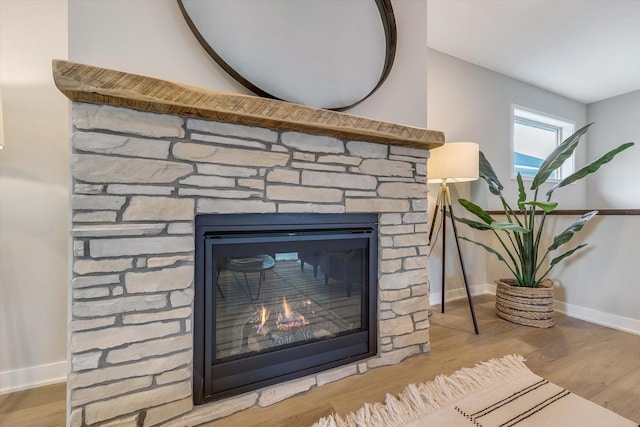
[68,102,431,426]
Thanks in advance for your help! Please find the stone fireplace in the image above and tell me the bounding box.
[54,60,444,426]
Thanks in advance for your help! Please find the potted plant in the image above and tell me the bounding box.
[456,123,634,327]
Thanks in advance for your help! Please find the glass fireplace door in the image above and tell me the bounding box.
[194,214,378,402]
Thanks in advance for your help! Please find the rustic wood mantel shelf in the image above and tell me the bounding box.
[52,60,445,149]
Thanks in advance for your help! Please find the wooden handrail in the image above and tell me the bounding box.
[486,209,640,216]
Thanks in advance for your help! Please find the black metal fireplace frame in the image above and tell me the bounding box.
[193,213,378,403]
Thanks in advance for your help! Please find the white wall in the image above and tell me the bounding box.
[540,215,640,327]
[427,49,640,333]
[0,0,429,392]
[426,48,587,303]
[586,90,640,208]
[426,49,588,211]
[0,0,69,392]
[496,89,640,331]
[485,214,640,333]
[68,0,428,128]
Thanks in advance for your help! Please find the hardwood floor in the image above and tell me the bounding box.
[0,382,66,427]
[202,295,640,426]
[2,295,638,426]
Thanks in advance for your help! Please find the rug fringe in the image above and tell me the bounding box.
[312,354,529,427]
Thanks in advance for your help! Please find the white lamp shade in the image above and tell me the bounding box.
[427,142,479,183]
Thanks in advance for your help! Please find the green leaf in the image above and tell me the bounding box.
[459,236,506,262]
[531,123,594,190]
[479,152,503,195]
[523,201,558,213]
[550,244,588,267]
[488,185,502,196]
[491,221,530,233]
[517,173,526,211]
[459,199,495,225]
[546,142,635,199]
[454,216,493,230]
[548,210,598,251]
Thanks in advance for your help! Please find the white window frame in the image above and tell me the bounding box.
[511,105,576,181]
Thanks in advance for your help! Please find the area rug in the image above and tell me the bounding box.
[312,355,636,427]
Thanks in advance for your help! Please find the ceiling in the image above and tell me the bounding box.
[426,0,640,104]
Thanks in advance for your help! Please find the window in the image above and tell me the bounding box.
[512,106,575,180]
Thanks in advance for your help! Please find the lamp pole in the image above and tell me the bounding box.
[428,180,480,335]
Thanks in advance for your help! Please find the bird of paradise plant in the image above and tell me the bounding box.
[455,123,634,287]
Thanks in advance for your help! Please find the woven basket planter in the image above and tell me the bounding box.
[495,279,555,328]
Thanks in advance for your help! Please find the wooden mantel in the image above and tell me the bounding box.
[52,60,444,149]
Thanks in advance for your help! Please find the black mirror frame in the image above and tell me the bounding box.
[177,0,396,111]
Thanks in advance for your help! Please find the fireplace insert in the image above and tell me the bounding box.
[193,213,378,403]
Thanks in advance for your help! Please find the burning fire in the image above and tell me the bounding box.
[276,296,309,330]
[256,305,269,333]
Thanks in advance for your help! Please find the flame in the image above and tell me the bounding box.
[282,296,292,319]
[257,305,269,333]
[277,296,308,330]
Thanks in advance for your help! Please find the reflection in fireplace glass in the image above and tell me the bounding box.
[215,247,364,362]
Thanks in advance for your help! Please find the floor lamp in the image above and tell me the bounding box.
[427,142,479,334]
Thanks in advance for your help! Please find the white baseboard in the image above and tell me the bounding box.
[431,283,640,336]
[429,283,493,306]
[554,300,640,336]
[0,360,67,395]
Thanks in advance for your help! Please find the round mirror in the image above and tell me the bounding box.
[178,0,396,111]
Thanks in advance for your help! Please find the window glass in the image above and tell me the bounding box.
[512,107,575,180]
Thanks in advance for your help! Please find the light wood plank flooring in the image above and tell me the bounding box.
[0,382,66,427]
[2,295,638,426]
